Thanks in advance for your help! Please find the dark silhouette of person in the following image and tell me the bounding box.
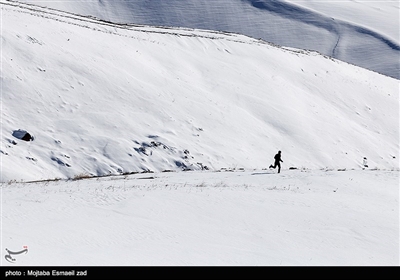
[269,151,283,173]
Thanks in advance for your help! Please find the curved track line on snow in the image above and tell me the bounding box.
[1,0,327,64]
[0,0,266,46]
[246,0,400,55]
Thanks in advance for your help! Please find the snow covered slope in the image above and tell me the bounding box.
[0,1,399,182]
[15,0,400,79]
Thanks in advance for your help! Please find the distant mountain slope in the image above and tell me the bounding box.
[0,1,398,182]
[15,0,400,79]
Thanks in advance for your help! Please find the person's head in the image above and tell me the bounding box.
[278,150,281,154]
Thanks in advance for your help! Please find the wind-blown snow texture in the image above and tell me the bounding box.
[0,1,398,182]
[17,0,400,79]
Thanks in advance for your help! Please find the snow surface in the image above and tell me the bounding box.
[1,170,399,266]
[0,1,399,266]
[1,1,398,182]
[16,0,400,79]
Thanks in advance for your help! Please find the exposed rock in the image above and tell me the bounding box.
[12,129,34,141]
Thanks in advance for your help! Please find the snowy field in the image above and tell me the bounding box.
[1,169,398,266]
[0,1,399,268]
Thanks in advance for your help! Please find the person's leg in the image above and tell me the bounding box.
[277,163,281,173]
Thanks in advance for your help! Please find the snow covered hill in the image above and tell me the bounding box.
[16,0,400,79]
[0,1,399,182]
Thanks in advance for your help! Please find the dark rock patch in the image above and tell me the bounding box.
[12,129,34,141]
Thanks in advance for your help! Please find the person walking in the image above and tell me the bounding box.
[269,150,283,173]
